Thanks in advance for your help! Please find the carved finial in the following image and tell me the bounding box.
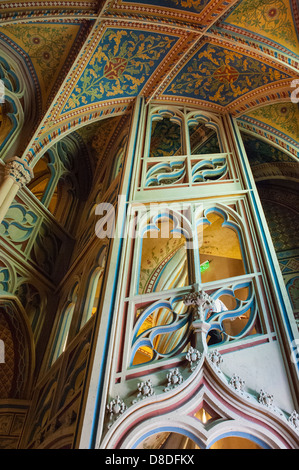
[136,379,155,399]
[208,349,223,368]
[183,288,215,321]
[132,379,155,404]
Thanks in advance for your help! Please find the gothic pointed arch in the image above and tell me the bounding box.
[0,46,39,159]
[101,353,299,449]
[0,293,35,399]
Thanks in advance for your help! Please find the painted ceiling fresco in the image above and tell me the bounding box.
[0,0,298,161]
[163,41,291,106]
[238,102,299,158]
[242,102,299,144]
[241,132,296,167]
[222,0,299,55]
[0,22,85,109]
[118,0,211,15]
[61,28,178,113]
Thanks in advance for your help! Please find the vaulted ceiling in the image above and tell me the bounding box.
[0,0,298,164]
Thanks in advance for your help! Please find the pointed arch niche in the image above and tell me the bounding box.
[196,205,247,284]
[137,209,192,295]
[0,294,35,399]
[101,355,299,450]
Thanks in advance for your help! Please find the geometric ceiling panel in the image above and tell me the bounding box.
[61,27,179,114]
[223,0,299,55]
[162,42,292,107]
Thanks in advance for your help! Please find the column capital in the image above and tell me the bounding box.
[4,157,34,188]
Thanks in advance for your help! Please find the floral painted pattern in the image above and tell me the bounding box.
[246,103,299,144]
[63,29,177,112]
[123,0,210,14]
[241,132,295,167]
[1,24,79,93]
[224,0,299,54]
[164,43,290,106]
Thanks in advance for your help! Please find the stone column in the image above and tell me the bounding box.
[0,157,33,224]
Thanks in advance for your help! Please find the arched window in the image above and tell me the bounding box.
[137,211,191,294]
[48,175,76,226]
[80,268,104,328]
[109,134,128,183]
[50,282,78,365]
[149,110,183,157]
[0,57,26,158]
[187,115,222,155]
[80,247,107,328]
[196,207,246,283]
[16,282,43,342]
[131,295,190,366]
[0,99,15,151]
[28,153,54,203]
[28,133,91,231]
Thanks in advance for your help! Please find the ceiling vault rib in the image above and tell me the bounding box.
[0,0,297,164]
[145,0,242,104]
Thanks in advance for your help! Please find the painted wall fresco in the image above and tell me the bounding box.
[163,43,290,106]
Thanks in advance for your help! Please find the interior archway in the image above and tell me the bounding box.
[209,435,263,449]
[135,431,264,449]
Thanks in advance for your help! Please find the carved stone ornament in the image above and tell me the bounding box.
[208,349,223,368]
[229,374,245,392]
[185,346,202,371]
[106,395,127,428]
[183,288,215,321]
[132,379,155,404]
[137,379,155,399]
[164,367,184,392]
[288,410,299,430]
[4,157,33,188]
[258,389,274,407]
